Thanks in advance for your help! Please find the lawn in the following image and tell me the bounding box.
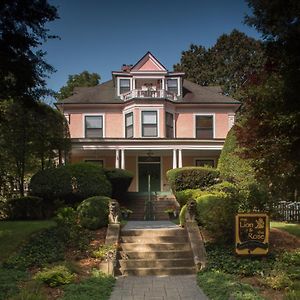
[0,220,55,261]
[271,221,300,238]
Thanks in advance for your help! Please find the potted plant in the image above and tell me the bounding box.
[120,207,133,220]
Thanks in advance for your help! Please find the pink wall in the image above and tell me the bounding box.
[106,112,123,137]
[69,114,83,138]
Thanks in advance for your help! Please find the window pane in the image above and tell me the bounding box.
[196,116,213,128]
[86,128,103,138]
[126,113,133,126]
[120,79,130,87]
[166,127,174,138]
[138,156,160,163]
[166,112,173,126]
[196,160,214,167]
[143,124,157,137]
[167,79,177,87]
[142,111,157,124]
[196,128,213,139]
[126,126,133,138]
[86,116,102,128]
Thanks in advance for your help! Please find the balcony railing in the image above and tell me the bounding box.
[121,89,177,101]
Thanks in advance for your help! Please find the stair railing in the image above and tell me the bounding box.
[144,174,154,220]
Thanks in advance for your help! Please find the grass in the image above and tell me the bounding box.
[0,220,55,261]
[271,221,300,238]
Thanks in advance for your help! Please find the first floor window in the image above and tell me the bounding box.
[125,112,134,138]
[195,159,215,168]
[119,79,130,94]
[142,111,157,137]
[166,112,174,138]
[167,79,178,95]
[196,115,213,139]
[85,115,103,138]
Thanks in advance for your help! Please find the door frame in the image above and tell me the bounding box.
[136,156,163,192]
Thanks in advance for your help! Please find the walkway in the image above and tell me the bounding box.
[109,275,208,300]
[122,221,178,230]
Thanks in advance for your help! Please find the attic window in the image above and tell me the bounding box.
[119,79,130,94]
[167,79,178,95]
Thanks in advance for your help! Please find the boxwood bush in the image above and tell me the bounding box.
[175,189,204,207]
[104,168,133,200]
[29,163,112,208]
[167,167,220,192]
[77,196,110,230]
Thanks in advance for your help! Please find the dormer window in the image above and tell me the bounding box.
[119,79,130,94]
[167,79,178,95]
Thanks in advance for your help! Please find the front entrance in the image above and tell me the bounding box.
[138,156,161,192]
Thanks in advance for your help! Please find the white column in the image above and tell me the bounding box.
[115,149,120,168]
[172,149,177,169]
[121,149,125,169]
[178,149,182,168]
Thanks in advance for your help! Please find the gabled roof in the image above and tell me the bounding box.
[130,51,167,73]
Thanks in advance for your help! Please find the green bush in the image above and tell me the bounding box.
[34,265,76,287]
[179,205,187,227]
[77,196,110,230]
[5,196,44,220]
[197,191,239,242]
[175,189,204,207]
[29,163,112,207]
[167,167,219,192]
[104,168,133,200]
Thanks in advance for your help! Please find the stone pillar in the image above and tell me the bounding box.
[172,149,177,169]
[178,149,183,168]
[115,149,120,168]
[121,149,125,169]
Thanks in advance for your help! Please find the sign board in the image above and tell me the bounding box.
[235,213,269,255]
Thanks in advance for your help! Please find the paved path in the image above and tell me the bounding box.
[109,275,208,300]
[123,221,178,230]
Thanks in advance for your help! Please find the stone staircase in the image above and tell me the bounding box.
[117,227,195,276]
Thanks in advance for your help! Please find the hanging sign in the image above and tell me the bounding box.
[235,213,269,255]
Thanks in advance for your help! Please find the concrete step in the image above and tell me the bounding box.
[120,235,188,243]
[121,267,196,276]
[119,250,193,259]
[119,258,194,269]
[121,229,186,237]
[121,243,191,252]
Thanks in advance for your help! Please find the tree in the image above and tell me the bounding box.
[57,71,101,100]
[0,0,59,103]
[174,30,265,98]
[235,0,300,200]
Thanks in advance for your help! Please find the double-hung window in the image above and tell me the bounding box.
[142,111,158,137]
[125,112,134,138]
[195,115,214,139]
[167,79,178,95]
[85,115,103,138]
[166,112,174,138]
[119,79,130,95]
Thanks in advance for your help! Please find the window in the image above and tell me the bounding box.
[142,111,158,137]
[85,116,103,138]
[166,112,174,138]
[195,159,215,167]
[84,160,104,167]
[125,112,133,138]
[64,114,70,124]
[195,115,214,139]
[119,79,130,94]
[167,79,178,95]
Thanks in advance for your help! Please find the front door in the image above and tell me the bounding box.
[138,157,161,192]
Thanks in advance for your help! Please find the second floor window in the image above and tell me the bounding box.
[119,79,130,94]
[166,112,174,138]
[85,115,103,138]
[125,112,133,138]
[142,111,157,137]
[196,115,213,139]
[167,79,178,95]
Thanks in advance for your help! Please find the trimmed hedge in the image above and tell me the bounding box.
[175,189,204,207]
[104,168,133,200]
[6,196,44,220]
[77,196,110,230]
[167,167,220,192]
[29,163,112,207]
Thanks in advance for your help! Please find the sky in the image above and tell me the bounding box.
[43,0,261,96]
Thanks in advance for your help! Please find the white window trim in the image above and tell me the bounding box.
[165,111,176,139]
[194,157,217,168]
[140,109,160,138]
[194,113,216,139]
[83,113,105,138]
[117,77,132,97]
[166,77,180,96]
[123,109,134,138]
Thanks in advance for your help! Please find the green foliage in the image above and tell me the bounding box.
[167,167,219,192]
[104,168,133,200]
[179,205,187,227]
[0,267,28,299]
[34,265,76,287]
[5,196,44,220]
[175,188,203,207]
[77,196,110,230]
[197,270,263,300]
[62,272,115,300]
[57,71,100,100]
[271,222,300,238]
[92,244,116,260]
[10,281,46,300]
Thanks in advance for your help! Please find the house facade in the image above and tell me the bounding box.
[56,52,240,193]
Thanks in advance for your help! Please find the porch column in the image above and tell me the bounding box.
[178,149,183,168]
[115,149,120,168]
[172,149,177,169]
[121,149,125,169]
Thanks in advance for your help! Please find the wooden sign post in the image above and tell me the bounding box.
[235,213,269,255]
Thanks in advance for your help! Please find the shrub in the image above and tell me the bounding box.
[92,244,116,260]
[179,205,187,227]
[5,196,44,220]
[29,163,112,208]
[167,167,219,192]
[104,168,133,200]
[175,189,204,207]
[77,196,110,230]
[34,265,76,287]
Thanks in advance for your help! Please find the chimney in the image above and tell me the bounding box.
[121,64,132,72]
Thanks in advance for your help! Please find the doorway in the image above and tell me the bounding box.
[138,156,161,192]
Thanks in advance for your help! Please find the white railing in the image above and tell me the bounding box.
[122,89,176,101]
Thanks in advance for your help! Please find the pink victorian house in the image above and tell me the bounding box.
[56,52,240,193]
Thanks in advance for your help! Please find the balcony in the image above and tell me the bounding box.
[121,89,177,101]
